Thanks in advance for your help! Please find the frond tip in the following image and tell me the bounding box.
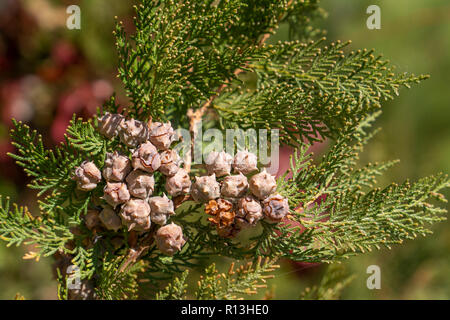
[196,257,280,300]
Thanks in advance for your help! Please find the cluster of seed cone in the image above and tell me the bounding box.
[192,150,290,238]
[73,113,189,256]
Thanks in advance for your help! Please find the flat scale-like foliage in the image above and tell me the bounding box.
[0,0,448,299]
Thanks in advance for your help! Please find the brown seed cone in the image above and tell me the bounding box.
[103,182,130,208]
[159,149,181,176]
[205,151,233,177]
[262,194,289,223]
[74,161,102,191]
[235,195,263,228]
[220,173,249,198]
[149,122,177,150]
[97,112,124,139]
[120,199,151,232]
[191,174,220,203]
[119,118,149,147]
[102,151,132,182]
[216,223,241,238]
[99,206,122,231]
[165,168,191,197]
[232,150,258,175]
[131,141,161,173]
[126,169,155,199]
[84,209,101,230]
[155,223,186,256]
[205,199,235,228]
[249,168,277,200]
[149,194,175,225]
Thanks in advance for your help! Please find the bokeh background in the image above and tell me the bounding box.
[0,0,449,299]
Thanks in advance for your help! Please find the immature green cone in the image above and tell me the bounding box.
[149,194,175,225]
[120,198,151,232]
[191,174,220,203]
[155,223,186,256]
[74,161,102,192]
[102,151,132,182]
[131,141,161,173]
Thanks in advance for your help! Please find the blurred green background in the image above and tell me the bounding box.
[0,0,449,299]
[321,0,450,300]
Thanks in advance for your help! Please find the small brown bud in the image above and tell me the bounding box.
[99,206,122,231]
[236,196,263,228]
[159,149,181,176]
[119,118,149,147]
[102,151,132,182]
[249,169,277,199]
[155,223,186,256]
[97,112,124,138]
[149,194,175,225]
[149,122,177,150]
[120,199,151,232]
[165,168,191,197]
[70,226,83,236]
[191,174,220,203]
[205,151,233,177]
[74,161,102,191]
[205,199,235,228]
[110,236,124,250]
[103,182,130,208]
[233,150,258,174]
[131,141,161,173]
[221,173,249,198]
[84,210,101,230]
[262,194,289,223]
[125,170,155,199]
[216,224,241,238]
